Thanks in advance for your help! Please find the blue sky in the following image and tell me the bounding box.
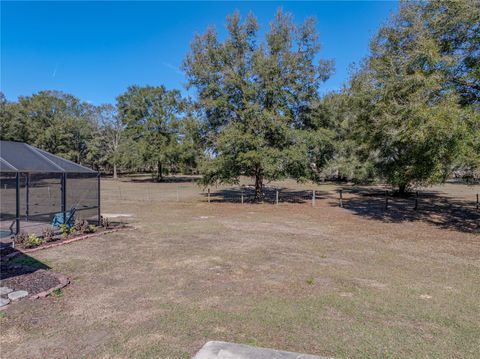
[1,1,398,105]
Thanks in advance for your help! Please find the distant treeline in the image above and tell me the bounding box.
[1,1,479,198]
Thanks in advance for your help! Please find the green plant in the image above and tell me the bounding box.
[306,278,315,285]
[25,234,43,248]
[50,288,63,297]
[87,224,97,233]
[69,227,77,235]
[42,227,55,242]
[59,224,69,238]
[245,338,258,347]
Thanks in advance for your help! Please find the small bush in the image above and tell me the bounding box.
[59,224,69,238]
[87,224,97,233]
[74,218,90,234]
[42,227,55,242]
[25,234,43,248]
[14,232,28,245]
[69,227,77,235]
[101,216,110,228]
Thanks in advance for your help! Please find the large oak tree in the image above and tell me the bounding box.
[183,10,333,199]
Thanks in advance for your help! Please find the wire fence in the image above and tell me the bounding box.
[103,181,480,212]
[79,179,480,234]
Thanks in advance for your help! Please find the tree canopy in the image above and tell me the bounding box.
[1,1,478,193]
[183,10,334,198]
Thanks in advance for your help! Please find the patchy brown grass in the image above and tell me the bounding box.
[0,177,479,358]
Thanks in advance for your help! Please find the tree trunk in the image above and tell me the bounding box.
[113,163,118,179]
[157,162,163,181]
[254,167,264,201]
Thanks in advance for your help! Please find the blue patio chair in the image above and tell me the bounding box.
[52,208,76,229]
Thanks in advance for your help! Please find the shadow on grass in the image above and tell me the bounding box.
[206,187,330,204]
[128,175,201,184]
[338,187,479,234]
[0,245,51,281]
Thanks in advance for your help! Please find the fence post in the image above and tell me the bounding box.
[339,189,343,208]
[477,193,479,210]
[241,190,244,204]
[208,188,210,203]
[276,189,279,205]
[384,190,388,210]
[414,191,418,210]
[312,190,316,207]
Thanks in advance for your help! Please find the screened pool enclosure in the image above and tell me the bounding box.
[0,141,100,238]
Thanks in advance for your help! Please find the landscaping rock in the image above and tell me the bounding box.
[193,341,330,359]
[0,297,10,307]
[0,287,13,295]
[7,290,28,301]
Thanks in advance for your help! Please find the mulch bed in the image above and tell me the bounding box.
[1,265,61,296]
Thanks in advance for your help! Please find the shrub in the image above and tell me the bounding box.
[42,227,55,242]
[101,216,110,228]
[87,224,97,233]
[25,234,43,248]
[13,232,28,246]
[74,218,90,234]
[59,224,69,238]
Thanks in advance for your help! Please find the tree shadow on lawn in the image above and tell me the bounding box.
[338,187,479,234]
[128,175,201,184]
[206,186,330,204]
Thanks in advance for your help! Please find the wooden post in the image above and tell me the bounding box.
[414,191,418,210]
[384,190,388,210]
[241,191,244,204]
[312,190,315,207]
[476,193,479,210]
[339,190,343,208]
[208,188,210,203]
[276,190,279,205]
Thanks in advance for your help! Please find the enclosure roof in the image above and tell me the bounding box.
[0,141,97,173]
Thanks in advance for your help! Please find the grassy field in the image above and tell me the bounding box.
[1,176,479,358]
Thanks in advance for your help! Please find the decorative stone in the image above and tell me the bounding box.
[0,287,13,295]
[0,297,10,307]
[8,290,28,301]
[193,341,329,359]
